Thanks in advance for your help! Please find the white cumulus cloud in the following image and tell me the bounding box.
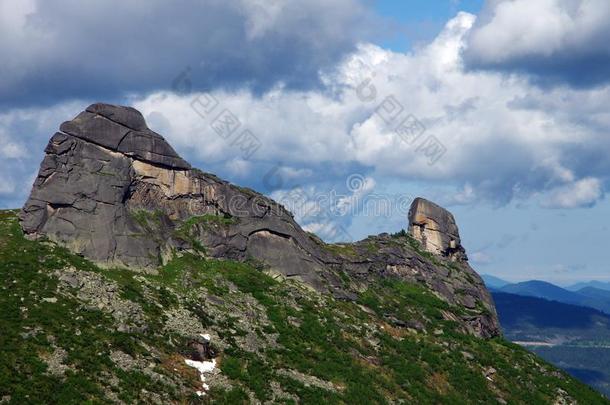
[130,11,610,207]
[541,177,603,208]
[464,0,610,86]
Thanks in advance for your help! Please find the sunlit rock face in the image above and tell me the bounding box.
[408,197,466,261]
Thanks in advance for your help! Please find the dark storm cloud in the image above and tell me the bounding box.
[463,0,610,87]
[0,0,378,106]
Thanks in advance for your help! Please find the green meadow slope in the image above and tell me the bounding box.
[0,210,607,404]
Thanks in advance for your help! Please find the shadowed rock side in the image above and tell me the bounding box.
[20,103,500,338]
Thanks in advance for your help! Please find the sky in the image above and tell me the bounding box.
[1,0,610,285]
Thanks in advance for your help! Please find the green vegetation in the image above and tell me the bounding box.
[391,229,439,262]
[172,213,238,254]
[0,210,607,404]
[129,210,238,255]
[359,278,452,322]
[180,213,238,229]
[0,211,179,404]
[391,229,464,274]
[323,243,358,257]
[130,208,164,232]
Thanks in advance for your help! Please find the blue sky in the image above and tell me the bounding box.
[375,0,484,51]
[1,0,610,284]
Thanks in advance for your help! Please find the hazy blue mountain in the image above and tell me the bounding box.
[568,281,610,292]
[578,287,610,300]
[498,280,610,315]
[492,292,610,334]
[499,280,585,305]
[481,274,511,289]
[577,287,610,314]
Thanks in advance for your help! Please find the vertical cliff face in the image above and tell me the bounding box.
[20,103,500,338]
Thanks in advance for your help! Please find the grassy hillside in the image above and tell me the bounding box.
[0,210,607,404]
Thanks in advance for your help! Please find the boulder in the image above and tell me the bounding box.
[408,197,466,261]
[59,103,190,170]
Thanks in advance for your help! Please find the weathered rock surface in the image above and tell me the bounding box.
[322,233,500,338]
[60,103,191,169]
[20,103,500,338]
[408,197,466,261]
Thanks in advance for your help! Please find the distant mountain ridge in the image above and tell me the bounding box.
[481,274,511,289]
[578,287,610,301]
[480,273,610,398]
[567,281,610,292]
[487,279,610,315]
[499,280,585,305]
[493,292,610,333]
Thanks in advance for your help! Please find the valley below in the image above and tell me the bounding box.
[492,290,610,398]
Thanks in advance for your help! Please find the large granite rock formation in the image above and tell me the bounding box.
[20,103,500,338]
[20,103,334,291]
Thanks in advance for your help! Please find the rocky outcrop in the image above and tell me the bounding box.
[20,103,500,338]
[323,233,500,338]
[408,197,466,261]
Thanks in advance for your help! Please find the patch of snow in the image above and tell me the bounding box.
[185,334,216,397]
[185,358,216,374]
